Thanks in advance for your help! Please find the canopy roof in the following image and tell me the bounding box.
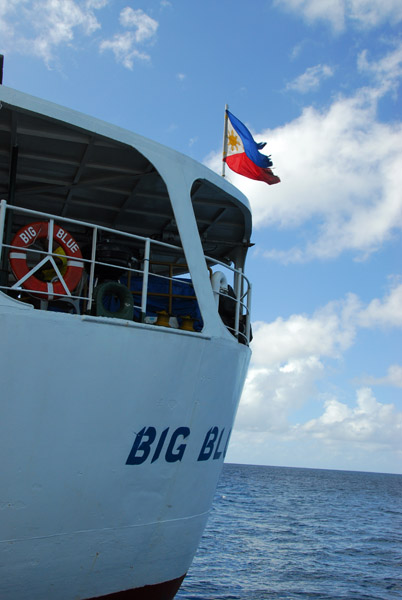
[0,86,251,267]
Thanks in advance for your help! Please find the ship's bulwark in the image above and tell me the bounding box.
[0,301,250,600]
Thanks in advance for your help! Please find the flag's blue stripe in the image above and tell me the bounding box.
[226,110,272,169]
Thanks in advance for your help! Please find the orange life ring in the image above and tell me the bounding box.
[9,221,84,299]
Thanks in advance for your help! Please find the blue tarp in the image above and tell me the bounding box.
[120,274,203,330]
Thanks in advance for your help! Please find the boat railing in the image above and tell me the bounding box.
[0,199,251,344]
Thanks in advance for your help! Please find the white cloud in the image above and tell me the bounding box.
[299,387,402,446]
[233,283,402,458]
[349,0,402,28]
[250,284,400,367]
[0,1,24,39]
[286,63,335,93]
[276,0,345,32]
[0,0,107,64]
[86,0,108,7]
[0,2,158,69]
[229,387,402,472]
[259,91,402,262]
[358,283,402,328]
[234,292,359,434]
[205,70,402,264]
[119,7,158,43]
[358,42,402,93]
[361,364,402,388]
[251,294,359,367]
[100,8,158,69]
[99,32,151,69]
[275,0,402,31]
[236,357,324,433]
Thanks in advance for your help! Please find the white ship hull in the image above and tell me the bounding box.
[1,296,250,599]
[0,85,253,599]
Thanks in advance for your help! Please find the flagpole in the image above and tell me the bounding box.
[222,103,228,178]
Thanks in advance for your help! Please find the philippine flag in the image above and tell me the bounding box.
[224,110,280,185]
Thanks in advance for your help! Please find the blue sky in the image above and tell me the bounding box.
[1,0,401,474]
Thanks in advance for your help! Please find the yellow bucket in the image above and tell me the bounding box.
[156,310,171,327]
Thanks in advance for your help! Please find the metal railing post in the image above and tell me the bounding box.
[245,283,252,343]
[47,219,54,253]
[0,199,7,266]
[87,227,98,312]
[141,238,150,322]
[234,267,242,339]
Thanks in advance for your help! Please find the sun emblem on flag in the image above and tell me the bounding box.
[228,129,241,152]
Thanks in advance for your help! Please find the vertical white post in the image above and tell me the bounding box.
[0,199,7,265]
[245,283,252,343]
[87,226,97,311]
[222,104,229,178]
[234,267,242,339]
[141,237,150,321]
[47,219,54,253]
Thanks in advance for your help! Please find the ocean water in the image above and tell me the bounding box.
[176,463,402,600]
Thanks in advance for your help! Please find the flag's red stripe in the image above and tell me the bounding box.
[225,153,280,185]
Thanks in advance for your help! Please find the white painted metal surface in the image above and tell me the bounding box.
[0,86,252,599]
[0,296,249,598]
